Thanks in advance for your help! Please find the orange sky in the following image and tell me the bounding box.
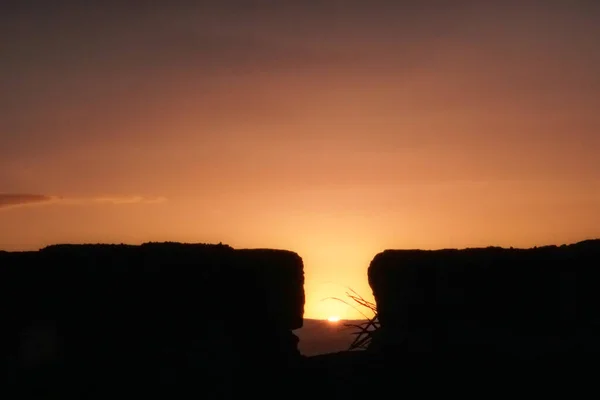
[1,1,599,318]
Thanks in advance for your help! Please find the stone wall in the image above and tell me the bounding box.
[0,243,305,397]
[368,240,600,355]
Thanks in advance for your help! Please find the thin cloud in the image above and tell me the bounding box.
[0,194,54,209]
[76,196,167,205]
[0,194,167,210]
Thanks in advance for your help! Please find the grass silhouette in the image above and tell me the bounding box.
[324,288,380,351]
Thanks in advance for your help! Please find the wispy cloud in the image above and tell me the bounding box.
[0,194,167,210]
[65,196,167,205]
[0,194,54,209]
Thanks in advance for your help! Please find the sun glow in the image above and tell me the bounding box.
[327,316,341,323]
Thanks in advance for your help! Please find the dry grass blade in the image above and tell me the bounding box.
[323,296,373,320]
[322,288,381,351]
[350,335,372,350]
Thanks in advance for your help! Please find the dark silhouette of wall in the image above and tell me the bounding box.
[368,240,600,356]
[1,242,305,397]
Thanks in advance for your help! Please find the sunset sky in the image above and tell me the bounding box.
[2,1,599,319]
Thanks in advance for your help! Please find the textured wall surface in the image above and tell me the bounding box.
[368,240,600,354]
[0,242,305,396]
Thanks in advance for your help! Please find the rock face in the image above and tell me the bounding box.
[0,243,304,397]
[368,240,600,356]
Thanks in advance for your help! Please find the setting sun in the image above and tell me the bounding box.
[1,0,599,324]
[327,316,341,323]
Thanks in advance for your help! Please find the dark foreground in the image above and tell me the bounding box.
[8,349,600,399]
[3,240,600,398]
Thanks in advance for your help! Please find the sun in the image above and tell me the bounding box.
[327,315,341,323]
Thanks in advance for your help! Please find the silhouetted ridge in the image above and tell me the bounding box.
[368,240,600,355]
[1,242,304,397]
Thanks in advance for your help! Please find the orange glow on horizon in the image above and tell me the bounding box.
[1,2,599,320]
